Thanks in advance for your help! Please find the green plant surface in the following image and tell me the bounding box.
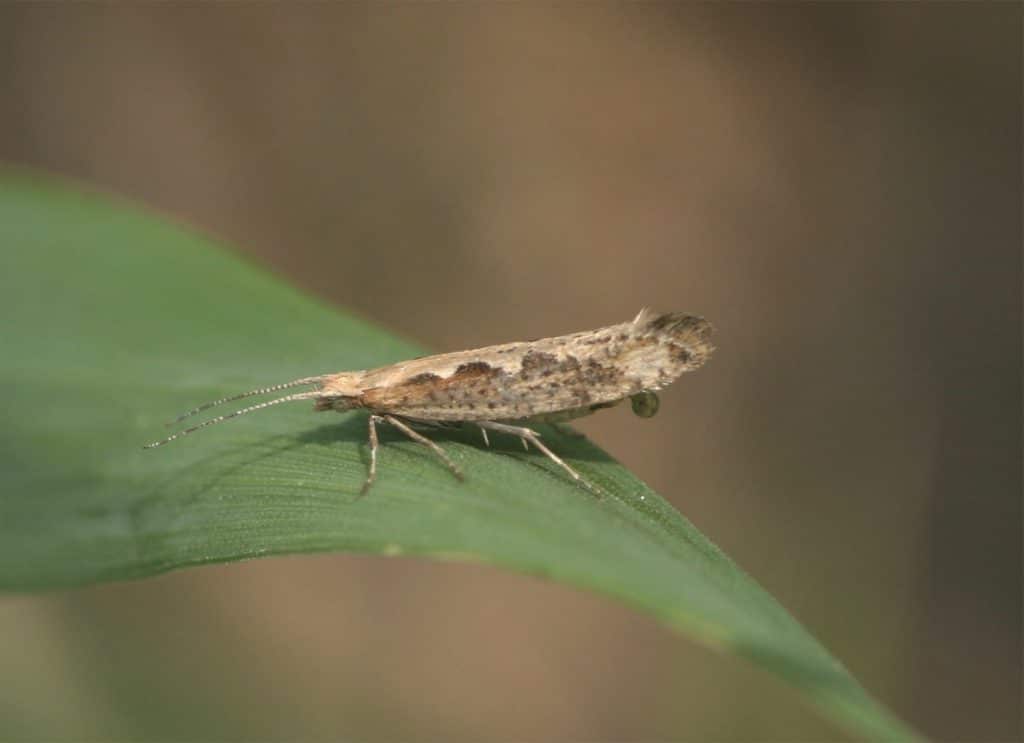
[0,172,921,741]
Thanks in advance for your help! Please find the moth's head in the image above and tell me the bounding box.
[314,372,364,411]
[313,394,360,412]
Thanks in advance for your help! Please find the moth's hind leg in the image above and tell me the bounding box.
[383,415,464,483]
[477,421,598,495]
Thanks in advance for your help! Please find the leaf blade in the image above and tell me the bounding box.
[0,172,923,742]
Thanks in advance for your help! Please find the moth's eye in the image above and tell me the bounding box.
[630,391,659,418]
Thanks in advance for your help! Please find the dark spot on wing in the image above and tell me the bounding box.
[454,361,496,377]
[648,313,679,332]
[647,313,713,345]
[580,357,623,386]
[520,350,558,373]
[558,355,581,372]
[670,344,693,364]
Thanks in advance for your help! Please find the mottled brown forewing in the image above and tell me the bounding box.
[355,311,712,422]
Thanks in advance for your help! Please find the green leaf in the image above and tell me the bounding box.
[0,172,922,741]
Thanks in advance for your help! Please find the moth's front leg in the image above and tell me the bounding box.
[360,414,464,494]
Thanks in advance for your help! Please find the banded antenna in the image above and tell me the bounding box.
[169,375,326,424]
[144,375,326,449]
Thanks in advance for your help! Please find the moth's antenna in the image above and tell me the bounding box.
[144,391,320,449]
[169,376,325,425]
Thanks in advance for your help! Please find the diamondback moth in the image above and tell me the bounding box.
[145,309,714,493]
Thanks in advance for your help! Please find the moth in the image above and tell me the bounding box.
[146,309,714,493]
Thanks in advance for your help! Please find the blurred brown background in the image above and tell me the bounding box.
[0,4,1019,741]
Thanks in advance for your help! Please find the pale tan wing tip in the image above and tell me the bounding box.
[633,309,715,367]
[633,309,714,339]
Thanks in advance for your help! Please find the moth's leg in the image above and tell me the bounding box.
[476,421,597,494]
[360,414,383,495]
[480,427,490,447]
[384,415,464,481]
